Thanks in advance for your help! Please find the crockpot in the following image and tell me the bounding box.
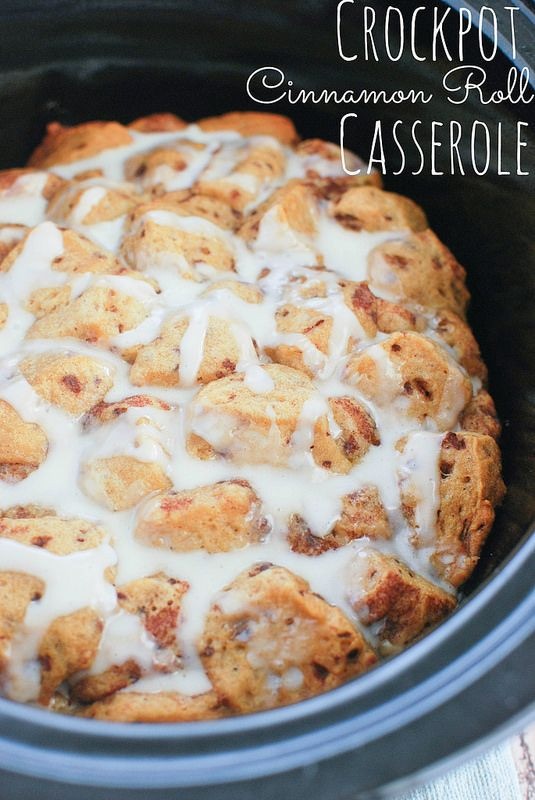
[0,1,533,797]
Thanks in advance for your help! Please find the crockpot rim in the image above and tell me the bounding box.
[0,523,532,792]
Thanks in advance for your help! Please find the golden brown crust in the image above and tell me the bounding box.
[2,227,121,277]
[27,285,148,344]
[197,111,299,145]
[315,396,380,473]
[80,456,172,512]
[38,608,103,705]
[288,486,391,554]
[367,230,470,317]
[167,192,240,229]
[118,573,188,651]
[460,389,501,439]
[25,286,72,320]
[346,332,472,431]
[82,394,171,428]
[0,225,27,270]
[309,173,383,198]
[266,303,333,376]
[73,573,188,703]
[0,505,55,519]
[0,517,108,703]
[0,572,44,671]
[73,660,141,704]
[120,212,235,278]
[124,141,206,191]
[130,315,253,387]
[80,690,226,721]
[330,186,428,233]
[28,121,133,169]
[126,189,236,231]
[399,432,505,586]
[0,168,65,199]
[296,139,382,191]
[126,193,239,231]
[19,352,114,416]
[47,182,139,225]
[199,564,376,713]
[340,280,425,338]
[128,112,187,132]
[187,364,379,474]
[0,515,106,553]
[239,180,318,243]
[201,279,262,303]
[434,432,505,586]
[347,549,456,652]
[78,394,175,510]
[135,480,270,552]
[196,142,286,212]
[0,399,48,483]
[431,308,487,381]
[187,363,313,464]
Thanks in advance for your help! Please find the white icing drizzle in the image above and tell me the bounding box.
[254,204,318,268]
[0,222,64,354]
[0,122,467,703]
[316,216,400,281]
[0,172,49,226]
[177,306,210,387]
[85,611,157,677]
[243,365,275,394]
[397,431,444,546]
[1,537,117,701]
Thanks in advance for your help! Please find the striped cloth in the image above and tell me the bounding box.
[397,743,522,800]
